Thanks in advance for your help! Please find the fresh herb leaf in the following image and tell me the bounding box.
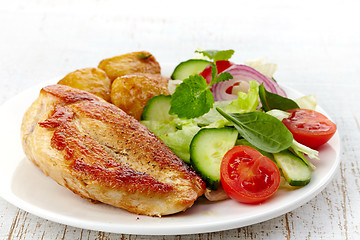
[216,108,293,153]
[195,49,234,62]
[136,53,152,60]
[169,49,235,119]
[212,72,233,85]
[210,62,217,82]
[259,83,299,111]
[169,75,214,118]
[207,62,233,86]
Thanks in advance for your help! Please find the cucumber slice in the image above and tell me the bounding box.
[190,127,238,190]
[273,150,312,186]
[170,59,210,80]
[141,95,174,121]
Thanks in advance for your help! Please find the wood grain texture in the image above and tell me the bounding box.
[1,0,360,239]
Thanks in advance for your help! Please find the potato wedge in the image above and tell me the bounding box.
[111,73,169,120]
[98,51,161,81]
[57,68,111,102]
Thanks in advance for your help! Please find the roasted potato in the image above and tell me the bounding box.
[98,51,161,81]
[57,68,111,102]
[111,73,170,120]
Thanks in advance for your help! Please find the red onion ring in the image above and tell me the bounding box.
[211,64,286,101]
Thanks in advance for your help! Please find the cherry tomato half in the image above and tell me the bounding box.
[282,109,337,149]
[220,145,281,204]
[200,60,234,84]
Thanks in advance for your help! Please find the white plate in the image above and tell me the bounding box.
[0,70,340,235]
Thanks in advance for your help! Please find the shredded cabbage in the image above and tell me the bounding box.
[291,140,319,161]
[245,57,277,78]
[266,109,291,121]
[295,94,317,110]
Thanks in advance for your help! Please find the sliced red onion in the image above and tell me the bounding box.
[211,64,286,101]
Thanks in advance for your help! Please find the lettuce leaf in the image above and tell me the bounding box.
[159,122,200,163]
[226,81,260,113]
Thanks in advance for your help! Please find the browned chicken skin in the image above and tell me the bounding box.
[21,85,205,216]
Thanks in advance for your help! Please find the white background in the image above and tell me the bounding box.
[1,0,359,239]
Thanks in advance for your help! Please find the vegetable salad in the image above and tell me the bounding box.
[141,49,337,204]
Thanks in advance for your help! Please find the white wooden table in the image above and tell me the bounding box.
[1,1,359,239]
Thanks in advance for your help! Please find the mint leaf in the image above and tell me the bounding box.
[168,49,235,119]
[169,75,214,119]
[195,50,234,61]
[212,72,233,85]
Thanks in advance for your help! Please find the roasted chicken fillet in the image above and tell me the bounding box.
[21,84,205,216]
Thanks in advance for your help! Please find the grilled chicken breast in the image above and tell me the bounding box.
[21,84,205,216]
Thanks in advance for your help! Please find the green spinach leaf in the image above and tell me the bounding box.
[217,108,293,153]
[259,83,299,111]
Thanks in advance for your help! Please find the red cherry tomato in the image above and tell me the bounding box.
[220,145,281,204]
[200,60,234,84]
[282,109,337,149]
